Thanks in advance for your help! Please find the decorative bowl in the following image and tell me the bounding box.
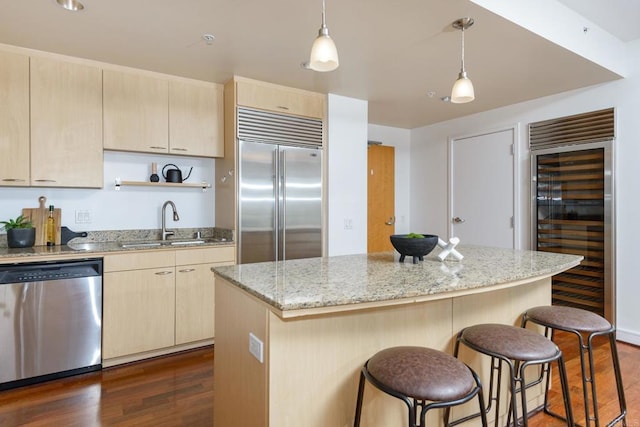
[390,234,439,264]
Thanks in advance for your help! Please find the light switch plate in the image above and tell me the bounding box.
[249,332,264,363]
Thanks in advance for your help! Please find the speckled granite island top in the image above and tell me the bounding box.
[213,246,582,318]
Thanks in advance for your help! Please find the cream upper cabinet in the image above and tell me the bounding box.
[169,80,224,157]
[104,69,223,158]
[30,56,103,188]
[236,78,325,119]
[103,69,169,154]
[0,51,29,186]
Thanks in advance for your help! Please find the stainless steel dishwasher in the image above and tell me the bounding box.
[0,258,102,390]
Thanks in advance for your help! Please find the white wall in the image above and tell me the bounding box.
[327,94,368,256]
[0,151,215,233]
[410,40,640,345]
[367,124,411,234]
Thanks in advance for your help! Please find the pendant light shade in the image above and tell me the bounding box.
[309,0,339,72]
[451,18,474,104]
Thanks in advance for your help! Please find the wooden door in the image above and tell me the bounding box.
[368,145,395,252]
[450,128,516,248]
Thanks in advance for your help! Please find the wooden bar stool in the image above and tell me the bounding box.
[454,323,574,427]
[522,306,627,427]
[353,346,488,427]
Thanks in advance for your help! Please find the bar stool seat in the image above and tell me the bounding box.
[354,346,487,427]
[522,306,627,427]
[454,323,574,427]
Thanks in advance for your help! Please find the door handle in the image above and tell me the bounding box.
[385,217,395,226]
[452,217,466,224]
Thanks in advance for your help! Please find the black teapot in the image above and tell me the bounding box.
[162,164,193,183]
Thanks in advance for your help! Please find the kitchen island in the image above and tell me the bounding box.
[212,246,582,427]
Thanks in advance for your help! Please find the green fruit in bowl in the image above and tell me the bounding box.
[406,232,425,238]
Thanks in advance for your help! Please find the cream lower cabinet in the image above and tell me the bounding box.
[175,246,236,345]
[103,251,176,360]
[103,245,235,365]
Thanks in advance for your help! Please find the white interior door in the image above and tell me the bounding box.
[449,127,517,249]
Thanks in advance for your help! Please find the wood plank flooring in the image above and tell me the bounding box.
[0,335,637,426]
[0,347,214,426]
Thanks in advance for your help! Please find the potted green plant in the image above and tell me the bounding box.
[1,214,36,248]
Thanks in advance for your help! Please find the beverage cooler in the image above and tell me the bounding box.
[531,140,614,321]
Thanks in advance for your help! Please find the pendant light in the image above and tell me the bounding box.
[309,0,339,72]
[451,17,475,104]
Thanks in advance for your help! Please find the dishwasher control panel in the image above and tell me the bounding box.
[0,259,102,284]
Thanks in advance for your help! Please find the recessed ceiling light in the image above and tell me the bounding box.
[56,0,85,11]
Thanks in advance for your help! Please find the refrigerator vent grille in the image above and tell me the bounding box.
[529,108,614,151]
[238,107,323,148]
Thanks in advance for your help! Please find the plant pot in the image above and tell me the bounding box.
[7,228,36,248]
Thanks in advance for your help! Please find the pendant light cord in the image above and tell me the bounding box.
[460,27,466,72]
[321,0,327,29]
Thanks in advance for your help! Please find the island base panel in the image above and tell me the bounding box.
[214,276,551,426]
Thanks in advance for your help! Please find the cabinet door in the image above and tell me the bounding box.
[175,263,218,344]
[30,57,103,188]
[103,69,169,154]
[103,268,175,359]
[169,80,223,157]
[0,51,29,186]
[236,79,325,119]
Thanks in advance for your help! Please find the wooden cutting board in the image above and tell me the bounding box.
[22,196,61,246]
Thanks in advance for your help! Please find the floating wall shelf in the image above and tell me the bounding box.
[114,179,211,191]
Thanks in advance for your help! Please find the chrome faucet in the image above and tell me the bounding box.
[161,200,180,240]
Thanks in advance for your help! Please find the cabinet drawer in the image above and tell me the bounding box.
[236,80,325,119]
[175,245,235,266]
[104,250,175,272]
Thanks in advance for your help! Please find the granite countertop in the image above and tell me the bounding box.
[213,246,582,316]
[0,227,234,260]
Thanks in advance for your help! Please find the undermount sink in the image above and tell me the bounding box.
[119,239,207,248]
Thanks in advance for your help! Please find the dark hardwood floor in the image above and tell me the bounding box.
[0,347,214,426]
[0,334,637,426]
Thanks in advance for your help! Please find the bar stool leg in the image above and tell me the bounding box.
[606,332,628,427]
[354,369,366,427]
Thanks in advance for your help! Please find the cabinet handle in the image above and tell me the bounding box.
[178,268,196,273]
[276,105,290,110]
[34,179,57,183]
[149,146,167,150]
[2,178,26,182]
[171,148,188,152]
[155,270,173,275]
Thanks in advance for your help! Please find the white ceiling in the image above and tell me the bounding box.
[0,0,634,129]
[556,0,640,42]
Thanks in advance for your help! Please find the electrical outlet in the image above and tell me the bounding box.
[344,218,353,230]
[75,210,92,224]
[249,332,264,363]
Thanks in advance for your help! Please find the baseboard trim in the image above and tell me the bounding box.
[616,328,640,346]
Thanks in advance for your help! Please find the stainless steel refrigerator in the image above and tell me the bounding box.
[238,140,322,264]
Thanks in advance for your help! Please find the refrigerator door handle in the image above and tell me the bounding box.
[280,149,287,261]
[273,148,279,261]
